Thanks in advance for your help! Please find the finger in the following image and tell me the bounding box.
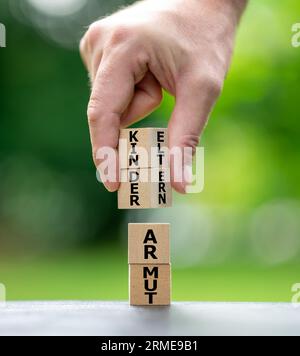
[169,75,222,194]
[121,72,163,128]
[80,23,105,82]
[88,51,137,192]
[80,37,100,86]
[79,37,90,71]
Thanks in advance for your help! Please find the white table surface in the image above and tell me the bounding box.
[0,301,299,336]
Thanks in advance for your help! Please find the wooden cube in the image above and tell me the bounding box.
[129,264,171,306]
[128,224,170,264]
[118,168,172,209]
[119,128,169,169]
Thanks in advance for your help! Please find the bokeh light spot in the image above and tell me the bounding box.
[27,0,87,17]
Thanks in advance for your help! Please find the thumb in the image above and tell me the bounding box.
[168,76,221,193]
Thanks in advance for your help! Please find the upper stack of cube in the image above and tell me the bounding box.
[118,128,172,209]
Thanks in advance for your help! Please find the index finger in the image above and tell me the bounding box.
[87,51,136,192]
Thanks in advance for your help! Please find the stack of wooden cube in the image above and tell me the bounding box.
[128,223,171,305]
[118,128,172,209]
[118,128,172,305]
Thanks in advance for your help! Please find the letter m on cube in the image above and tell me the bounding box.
[0,23,6,48]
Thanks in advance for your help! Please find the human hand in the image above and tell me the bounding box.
[80,0,247,193]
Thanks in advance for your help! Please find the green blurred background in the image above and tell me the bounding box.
[0,0,299,302]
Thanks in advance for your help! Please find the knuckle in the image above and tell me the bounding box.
[85,22,104,48]
[87,110,98,127]
[88,100,120,129]
[180,135,199,153]
[207,77,223,97]
[87,99,102,127]
[191,73,223,98]
[107,25,136,48]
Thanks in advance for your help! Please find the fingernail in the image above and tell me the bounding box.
[96,166,119,192]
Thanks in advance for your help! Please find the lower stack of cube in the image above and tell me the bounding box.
[128,223,171,306]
